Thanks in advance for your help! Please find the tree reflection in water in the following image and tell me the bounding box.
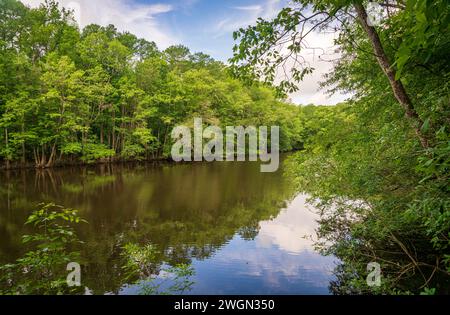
[1,159,307,294]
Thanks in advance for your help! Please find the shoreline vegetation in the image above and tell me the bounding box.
[228,0,449,294]
[0,156,170,171]
[0,150,301,171]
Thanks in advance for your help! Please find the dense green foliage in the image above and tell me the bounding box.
[0,203,85,294]
[232,0,449,294]
[0,0,304,169]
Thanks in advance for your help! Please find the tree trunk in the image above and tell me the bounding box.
[45,142,57,168]
[5,127,10,169]
[21,122,26,164]
[353,3,429,149]
[34,148,38,167]
[112,111,116,152]
[40,145,47,168]
[120,105,125,154]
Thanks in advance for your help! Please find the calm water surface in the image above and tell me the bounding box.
[0,158,336,294]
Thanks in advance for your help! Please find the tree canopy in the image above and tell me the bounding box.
[0,0,306,169]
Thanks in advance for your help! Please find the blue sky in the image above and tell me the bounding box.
[128,0,288,61]
[21,0,347,105]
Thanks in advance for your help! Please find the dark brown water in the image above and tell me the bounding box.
[0,159,335,294]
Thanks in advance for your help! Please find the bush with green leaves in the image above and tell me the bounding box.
[0,203,86,295]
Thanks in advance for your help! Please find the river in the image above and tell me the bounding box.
[0,157,336,295]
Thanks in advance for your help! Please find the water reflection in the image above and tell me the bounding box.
[258,194,320,254]
[176,195,335,295]
[0,158,335,294]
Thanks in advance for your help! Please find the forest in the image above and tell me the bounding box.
[0,0,449,295]
[0,0,308,169]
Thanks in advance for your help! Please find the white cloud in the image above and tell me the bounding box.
[197,194,336,285]
[287,31,351,105]
[214,0,282,37]
[256,194,320,253]
[233,5,263,12]
[20,0,177,49]
[217,1,349,105]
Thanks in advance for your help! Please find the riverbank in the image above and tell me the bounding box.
[0,156,173,171]
[0,150,300,171]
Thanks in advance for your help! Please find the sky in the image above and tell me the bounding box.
[20,0,349,105]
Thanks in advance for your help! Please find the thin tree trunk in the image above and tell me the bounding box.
[121,105,125,154]
[21,122,26,164]
[40,145,47,168]
[46,142,57,168]
[5,127,10,169]
[353,3,429,149]
[156,128,161,157]
[161,125,170,157]
[112,111,116,152]
[34,148,38,167]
